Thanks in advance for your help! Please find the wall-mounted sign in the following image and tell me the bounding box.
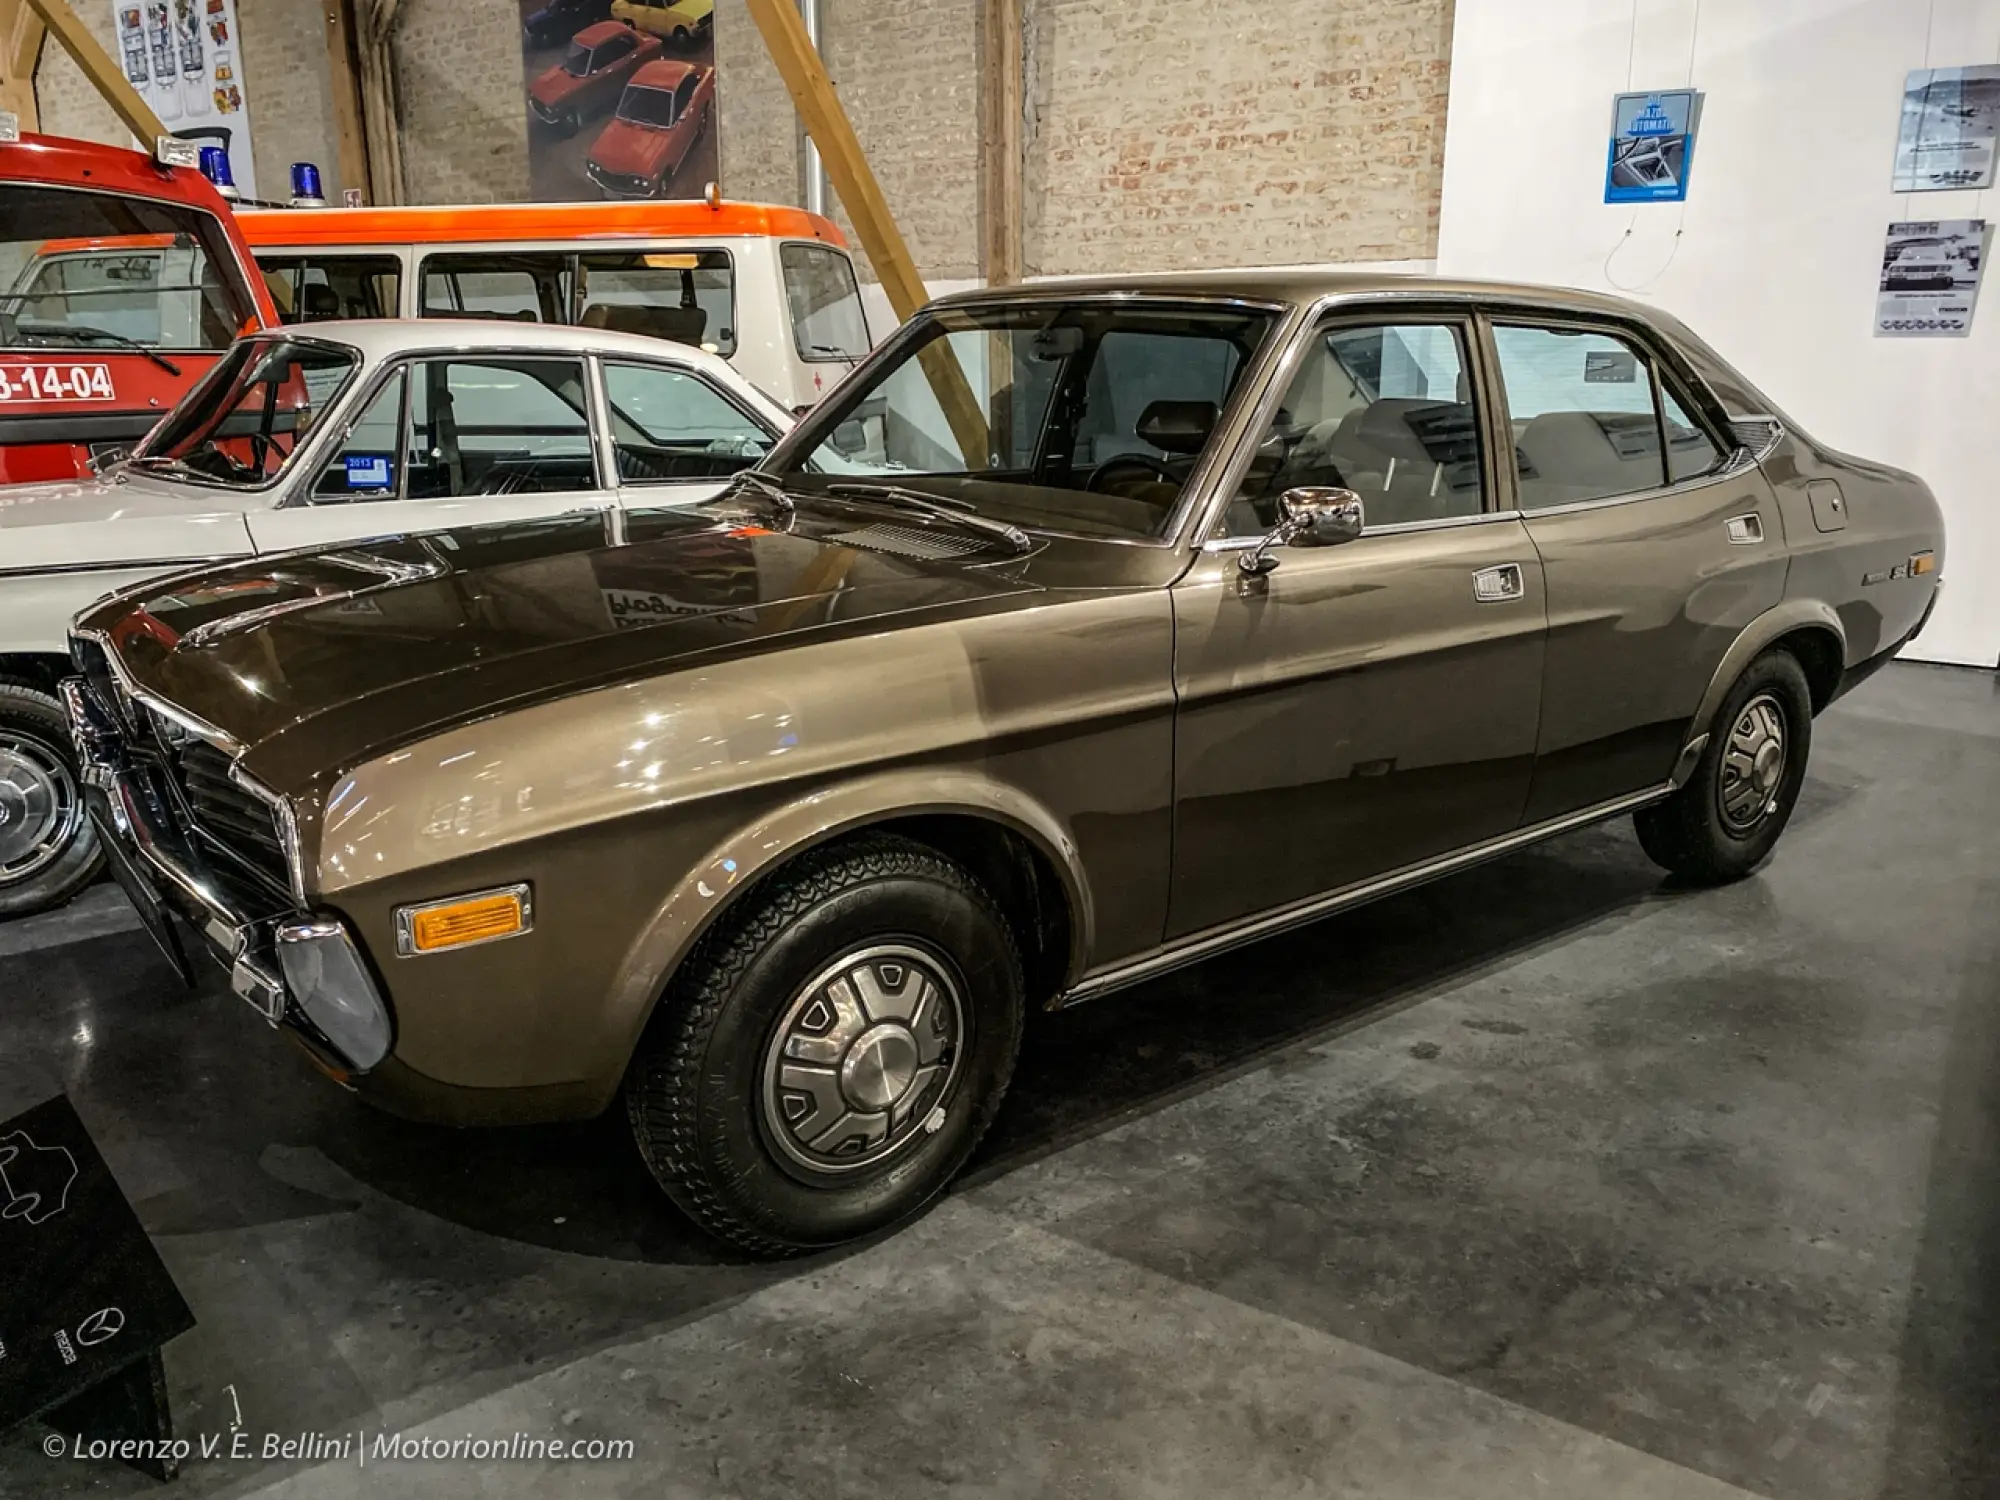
[1605,90,1700,203]
[1893,65,2000,192]
[1876,219,1987,337]
[110,0,259,197]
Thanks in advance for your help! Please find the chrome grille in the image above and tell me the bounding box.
[171,743,291,893]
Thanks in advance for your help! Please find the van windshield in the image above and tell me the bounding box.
[0,185,256,351]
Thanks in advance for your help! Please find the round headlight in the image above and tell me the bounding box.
[276,920,393,1071]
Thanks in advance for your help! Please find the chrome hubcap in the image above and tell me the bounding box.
[761,943,963,1175]
[1720,694,1787,831]
[0,732,80,885]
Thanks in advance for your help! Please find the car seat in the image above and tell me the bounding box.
[581,301,707,346]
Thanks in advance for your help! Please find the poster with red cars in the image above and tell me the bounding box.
[520,0,718,201]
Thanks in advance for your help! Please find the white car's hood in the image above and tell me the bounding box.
[0,469,256,573]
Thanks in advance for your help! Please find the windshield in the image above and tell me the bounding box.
[562,40,593,75]
[0,185,256,352]
[617,84,678,128]
[777,301,1278,540]
[131,336,358,486]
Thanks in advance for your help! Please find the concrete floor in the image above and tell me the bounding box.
[0,659,1994,1499]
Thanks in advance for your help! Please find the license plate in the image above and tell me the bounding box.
[86,796,194,987]
[0,363,116,403]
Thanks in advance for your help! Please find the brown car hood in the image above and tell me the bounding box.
[76,510,1040,795]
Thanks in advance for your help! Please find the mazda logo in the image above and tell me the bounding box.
[75,1307,124,1347]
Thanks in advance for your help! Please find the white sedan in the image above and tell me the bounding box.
[0,318,792,917]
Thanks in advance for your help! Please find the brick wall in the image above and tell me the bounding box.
[394,0,529,203]
[33,0,347,201]
[716,0,982,285]
[1023,0,1456,274]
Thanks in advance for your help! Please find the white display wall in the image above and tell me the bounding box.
[1436,0,2000,668]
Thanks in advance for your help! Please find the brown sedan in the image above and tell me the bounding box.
[65,272,1944,1255]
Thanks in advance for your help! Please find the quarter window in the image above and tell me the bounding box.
[1225,320,1485,536]
[405,357,597,499]
[1491,324,1720,509]
[603,361,772,480]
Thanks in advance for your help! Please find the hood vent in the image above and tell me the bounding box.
[827,523,987,562]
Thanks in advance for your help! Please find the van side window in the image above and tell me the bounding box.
[1493,324,1688,509]
[419,254,571,323]
[260,254,402,323]
[576,249,734,354]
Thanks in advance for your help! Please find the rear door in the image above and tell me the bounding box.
[247,353,614,551]
[1484,313,1787,821]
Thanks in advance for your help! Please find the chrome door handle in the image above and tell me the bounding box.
[1726,513,1765,545]
[1472,563,1525,603]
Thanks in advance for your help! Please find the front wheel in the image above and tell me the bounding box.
[1634,649,1813,884]
[627,835,1025,1256]
[0,683,102,919]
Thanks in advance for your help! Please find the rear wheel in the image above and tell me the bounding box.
[670,23,689,44]
[0,684,101,919]
[627,835,1025,1256]
[1634,649,1813,884]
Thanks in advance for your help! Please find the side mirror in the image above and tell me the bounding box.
[1239,487,1364,575]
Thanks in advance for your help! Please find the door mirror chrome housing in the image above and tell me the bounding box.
[1239,487,1365,575]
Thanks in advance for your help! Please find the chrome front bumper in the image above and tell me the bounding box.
[61,677,383,1076]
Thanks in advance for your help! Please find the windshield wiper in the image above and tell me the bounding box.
[724,470,795,518]
[824,481,1032,554]
[806,344,859,365]
[12,320,181,376]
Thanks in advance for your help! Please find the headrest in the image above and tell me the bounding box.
[300,283,340,319]
[580,302,707,345]
[1135,399,1219,456]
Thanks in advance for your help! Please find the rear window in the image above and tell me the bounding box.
[781,242,869,361]
[0,184,257,351]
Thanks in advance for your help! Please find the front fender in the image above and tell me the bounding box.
[599,769,1096,1072]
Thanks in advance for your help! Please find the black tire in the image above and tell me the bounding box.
[0,683,102,919]
[1634,649,1813,884]
[627,834,1025,1257]
[670,23,689,44]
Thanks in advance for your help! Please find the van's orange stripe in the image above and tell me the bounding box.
[235,200,846,249]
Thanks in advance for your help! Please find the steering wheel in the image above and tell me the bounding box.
[1085,454,1182,493]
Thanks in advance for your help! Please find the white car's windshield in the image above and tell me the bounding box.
[775,301,1279,541]
[130,336,358,487]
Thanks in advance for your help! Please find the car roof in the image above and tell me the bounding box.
[574,19,632,44]
[631,58,698,87]
[929,268,1682,325]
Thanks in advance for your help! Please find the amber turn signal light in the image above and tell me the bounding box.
[395,885,532,957]
[1910,552,1936,576]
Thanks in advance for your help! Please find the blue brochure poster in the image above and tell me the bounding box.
[1605,90,1699,203]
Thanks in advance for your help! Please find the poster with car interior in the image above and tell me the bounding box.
[519,0,717,201]
[1604,90,1700,203]
[107,0,258,196]
[1892,65,2000,192]
[1876,220,1986,337]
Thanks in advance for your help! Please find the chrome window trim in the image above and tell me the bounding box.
[1502,451,1751,521]
[394,882,535,957]
[1198,506,1528,554]
[0,554,239,582]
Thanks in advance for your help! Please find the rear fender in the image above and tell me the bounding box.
[1673,600,1847,784]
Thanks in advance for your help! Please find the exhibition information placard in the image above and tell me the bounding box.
[1893,66,2000,192]
[1875,220,1987,338]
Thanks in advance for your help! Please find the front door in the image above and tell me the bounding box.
[247,354,614,552]
[1484,318,1789,822]
[1168,315,1548,939]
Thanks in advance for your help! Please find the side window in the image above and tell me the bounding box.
[262,255,403,324]
[1225,320,1484,537]
[1492,324,1692,509]
[576,249,733,353]
[603,361,772,481]
[405,358,597,499]
[1661,384,1722,482]
[418,254,571,323]
[313,371,406,500]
